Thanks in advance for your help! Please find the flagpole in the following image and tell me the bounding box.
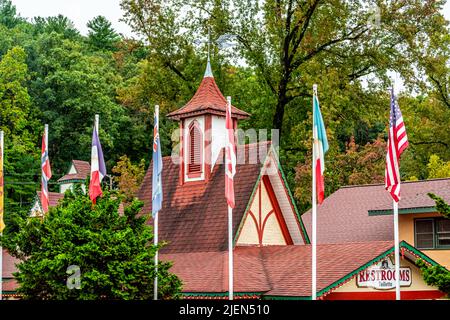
[95,114,99,134]
[228,205,233,300]
[311,85,317,301]
[393,200,401,300]
[0,130,4,301]
[154,211,158,300]
[154,104,159,301]
[226,96,234,301]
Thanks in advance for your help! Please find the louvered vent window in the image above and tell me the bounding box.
[188,122,202,174]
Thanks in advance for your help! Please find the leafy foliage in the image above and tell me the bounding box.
[112,155,145,203]
[1,188,182,300]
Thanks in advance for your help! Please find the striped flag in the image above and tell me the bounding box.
[225,97,236,208]
[152,105,163,217]
[385,88,409,202]
[313,86,329,204]
[89,119,106,204]
[41,126,52,213]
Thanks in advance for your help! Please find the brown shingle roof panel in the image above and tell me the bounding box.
[137,144,267,253]
[167,77,250,120]
[36,191,65,207]
[301,179,450,244]
[58,160,91,182]
[160,241,394,297]
[2,249,20,278]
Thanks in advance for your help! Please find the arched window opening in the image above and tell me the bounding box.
[188,121,202,176]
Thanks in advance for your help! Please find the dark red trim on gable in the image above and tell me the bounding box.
[204,114,212,182]
[275,168,307,244]
[324,290,445,300]
[179,120,185,185]
[263,175,294,245]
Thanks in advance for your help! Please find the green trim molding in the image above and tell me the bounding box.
[183,292,263,298]
[317,240,441,298]
[368,206,437,216]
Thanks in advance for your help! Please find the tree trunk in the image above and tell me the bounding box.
[273,77,289,139]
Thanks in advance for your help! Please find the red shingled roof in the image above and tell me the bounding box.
[2,249,20,278]
[36,191,65,207]
[160,241,395,297]
[301,178,450,244]
[58,160,90,182]
[167,76,250,120]
[137,143,271,253]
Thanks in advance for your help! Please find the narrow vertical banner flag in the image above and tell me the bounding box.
[89,120,106,204]
[41,126,52,213]
[0,132,4,232]
[385,88,409,202]
[225,96,236,208]
[152,105,163,217]
[313,86,329,204]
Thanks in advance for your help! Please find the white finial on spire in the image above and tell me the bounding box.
[204,26,213,78]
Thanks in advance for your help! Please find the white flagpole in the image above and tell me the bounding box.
[227,96,234,301]
[311,85,317,301]
[154,211,158,300]
[228,205,233,300]
[95,114,100,134]
[393,200,401,300]
[0,130,3,301]
[154,104,159,301]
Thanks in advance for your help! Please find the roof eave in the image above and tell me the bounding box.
[368,206,437,216]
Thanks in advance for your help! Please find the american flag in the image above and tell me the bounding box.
[41,126,52,213]
[225,97,236,208]
[385,88,409,202]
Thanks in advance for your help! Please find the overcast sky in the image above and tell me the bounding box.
[10,0,450,38]
[11,0,135,36]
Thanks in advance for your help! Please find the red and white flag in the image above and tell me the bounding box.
[385,88,409,202]
[89,117,106,204]
[41,125,52,213]
[225,97,236,208]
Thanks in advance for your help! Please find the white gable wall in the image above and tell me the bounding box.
[237,179,287,246]
[265,153,305,245]
[211,115,226,169]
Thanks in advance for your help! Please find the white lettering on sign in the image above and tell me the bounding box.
[356,258,412,290]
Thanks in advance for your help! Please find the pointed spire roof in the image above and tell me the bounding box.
[167,61,250,121]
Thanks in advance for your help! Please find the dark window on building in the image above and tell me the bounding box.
[415,218,450,249]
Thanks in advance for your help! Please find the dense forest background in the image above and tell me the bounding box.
[1,0,450,218]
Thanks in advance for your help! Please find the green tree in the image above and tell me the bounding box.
[0,0,23,28]
[87,16,120,51]
[426,154,450,179]
[112,155,145,203]
[33,15,80,39]
[0,46,40,213]
[1,188,182,300]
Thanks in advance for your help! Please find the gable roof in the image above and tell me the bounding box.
[137,142,284,253]
[301,178,450,244]
[166,63,250,120]
[1,249,20,279]
[58,160,90,183]
[160,241,438,299]
[36,191,65,208]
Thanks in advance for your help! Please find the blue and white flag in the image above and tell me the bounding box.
[152,105,163,217]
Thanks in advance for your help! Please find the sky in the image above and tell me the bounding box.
[11,0,135,36]
[11,0,450,37]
